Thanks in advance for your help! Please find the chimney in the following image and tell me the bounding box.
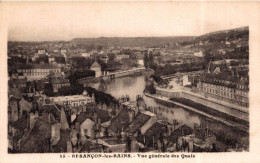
[97,117,101,125]
[181,126,184,136]
[75,122,80,134]
[128,111,133,122]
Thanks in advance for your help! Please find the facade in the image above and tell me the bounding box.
[198,60,249,107]
[18,65,61,81]
[198,78,249,107]
[49,91,95,107]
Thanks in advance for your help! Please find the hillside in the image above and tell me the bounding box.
[71,36,195,47]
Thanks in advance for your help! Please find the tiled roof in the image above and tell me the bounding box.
[95,109,111,123]
[11,115,28,130]
[127,112,151,134]
[20,118,51,153]
[75,112,91,125]
[90,61,101,68]
[168,124,193,143]
[144,122,167,137]
[108,108,130,132]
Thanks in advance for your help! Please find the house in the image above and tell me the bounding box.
[80,118,95,138]
[37,49,46,55]
[90,61,102,78]
[194,51,204,57]
[143,122,168,147]
[74,112,94,139]
[108,108,132,136]
[182,75,191,86]
[81,52,91,58]
[126,111,157,136]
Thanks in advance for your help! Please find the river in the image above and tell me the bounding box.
[100,74,249,150]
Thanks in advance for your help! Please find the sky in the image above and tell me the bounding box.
[3,2,258,41]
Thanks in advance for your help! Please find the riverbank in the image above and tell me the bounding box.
[144,92,248,133]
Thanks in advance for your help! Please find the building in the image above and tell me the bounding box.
[37,49,46,55]
[194,51,204,57]
[90,61,102,78]
[49,90,95,107]
[182,75,191,87]
[198,60,249,107]
[17,65,61,81]
[81,52,91,58]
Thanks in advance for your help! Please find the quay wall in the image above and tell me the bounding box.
[155,88,249,122]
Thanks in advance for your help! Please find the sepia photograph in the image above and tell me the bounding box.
[1,1,260,162]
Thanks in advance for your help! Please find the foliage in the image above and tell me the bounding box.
[71,56,95,70]
[35,54,49,63]
[144,84,156,94]
[58,83,84,96]
[68,70,95,84]
[54,56,66,64]
[43,83,54,97]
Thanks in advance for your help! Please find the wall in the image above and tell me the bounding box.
[156,89,181,98]
[155,88,248,121]
[80,119,95,138]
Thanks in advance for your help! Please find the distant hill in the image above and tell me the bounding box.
[196,26,249,42]
[71,36,195,47]
[201,26,249,37]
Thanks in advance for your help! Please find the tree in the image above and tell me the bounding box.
[144,52,148,68]
[107,53,115,62]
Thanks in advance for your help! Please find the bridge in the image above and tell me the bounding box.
[102,67,147,79]
[161,70,203,80]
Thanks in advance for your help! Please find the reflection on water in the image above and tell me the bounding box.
[102,74,249,146]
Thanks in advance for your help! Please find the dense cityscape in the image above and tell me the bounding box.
[8,26,249,153]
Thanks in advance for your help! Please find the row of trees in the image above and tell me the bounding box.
[67,70,95,84]
[153,62,205,76]
[144,52,154,68]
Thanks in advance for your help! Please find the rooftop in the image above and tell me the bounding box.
[90,61,101,68]
[127,112,151,134]
[108,108,130,132]
[144,122,167,138]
